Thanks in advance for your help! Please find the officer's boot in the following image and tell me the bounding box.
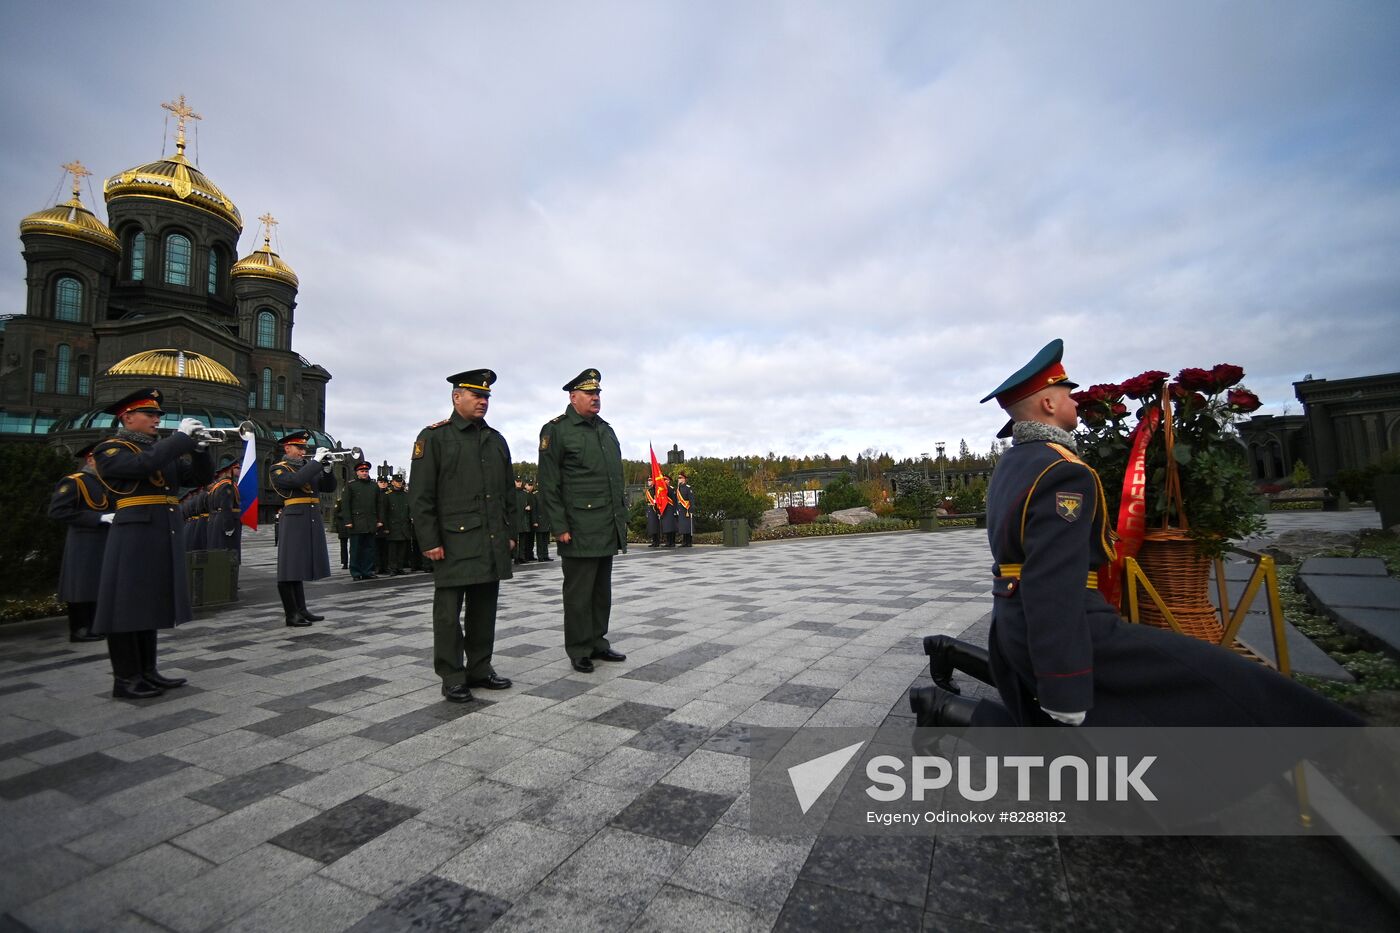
[139,630,186,690]
[909,685,978,727]
[664,533,676,548]
[280,582,312,627]
[649,535,660,548]
[294,582,324,622]
[922,635,991,695]
[682,534,693,548]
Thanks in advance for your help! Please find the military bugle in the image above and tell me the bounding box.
[189,420,256,443]
[317,446,364,463]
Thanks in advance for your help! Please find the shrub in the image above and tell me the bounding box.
[1291,459,1313,488]
[893,473,939,521]
[684,460,767,532]
[820,473,864,512]
[0,442,71,599]
[786,506,820,525]
[950,477,988,513]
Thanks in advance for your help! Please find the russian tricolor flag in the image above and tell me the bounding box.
[237,428,260,530]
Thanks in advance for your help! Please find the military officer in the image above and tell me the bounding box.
[644,478,661,547]
[375,475,392,574]
[342,460,384,580]
[513,477,534,563]
[48,443,111,642]
[910,339,1361,729]
[537,368,629,673]
[382,474,414,574]
[527,479,552,561]
[409,368,517,702]
[90,388,213,698]
[674,471,696,547]
[206,458,243,555]
[271,431,336,626]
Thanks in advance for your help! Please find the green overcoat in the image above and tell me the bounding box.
[408,412,516,586]
[537,406,628,558]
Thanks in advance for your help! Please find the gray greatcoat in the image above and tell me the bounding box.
[49,470,111,604]
[91,432,213,634]
[206,476,242,554]
[674,481,695,535]
[270,457,336,582]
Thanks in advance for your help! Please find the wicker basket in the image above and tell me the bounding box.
[1134,529,1224,642]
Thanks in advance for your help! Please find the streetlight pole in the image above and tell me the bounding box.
[935,441,946,494]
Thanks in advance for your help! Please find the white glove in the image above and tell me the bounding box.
[177,417,204,436]
[1041,707,1086,726]
[313,448,333,463]
[100,513,115,524]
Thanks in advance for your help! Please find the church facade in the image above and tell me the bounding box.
[2,96,336,497]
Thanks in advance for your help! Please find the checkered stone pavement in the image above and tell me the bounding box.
[1,524,1394,932]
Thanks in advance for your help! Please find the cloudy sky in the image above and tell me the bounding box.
[3,1,1398,470]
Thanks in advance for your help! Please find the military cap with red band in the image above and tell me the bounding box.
[103,387,166,419]
[980,339,1078,437]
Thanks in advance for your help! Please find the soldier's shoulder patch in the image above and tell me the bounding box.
[426,418,450,430]
[412,438,426,460]
[1055,491,1084,522]
[539,434,549,451]
[59,482,71,494]
[103,447,119,456]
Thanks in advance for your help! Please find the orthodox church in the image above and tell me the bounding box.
[2,96,336,479]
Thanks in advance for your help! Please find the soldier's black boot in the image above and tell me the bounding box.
[664,533,676,548]
[682,534,693,547]
[649,535,660,548]
[279,582,312,627]
[294,582,325,622]
[909,685,978,727]
[113,677,162,699]
[922,635,991,695]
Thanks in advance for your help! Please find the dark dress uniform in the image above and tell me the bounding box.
[48,452,110,642]
[645,481,661,547]
[914,340,1361,731]
[342,467,383,579]
[530,484,552,561]
[271,432,336,626]
[538,369,629,670]
[186,487,209,551]
[206,469,242,555]
[91,388,213,698]
[674,478,695,547]
[657,478,678,547]
[383,478,413,573]
[513,481,534,562]
[409,369,517,699]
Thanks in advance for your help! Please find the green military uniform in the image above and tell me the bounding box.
[529,482,552,561]
[382,476,413,574]
[537,368,628,666]
[409,369,517,695]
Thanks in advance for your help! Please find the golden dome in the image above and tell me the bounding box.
[20,162,119,252]
[232,224,299,288]
[106,349,241,387]
[104,151,242,230]
[20,196,121,252]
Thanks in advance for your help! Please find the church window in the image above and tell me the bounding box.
[130,232,145,280]
[165,233,191,285]
[32,350,47,393]
[55,277,82,321]
[55,345,72,393]
[257,310,278,348]
[77,355,92,396]
[277,376,287,411]
[207,248,220,294]
[262,368,273,409]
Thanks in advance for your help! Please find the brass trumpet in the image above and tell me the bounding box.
[316,446,364,463]
[190,420,256,443]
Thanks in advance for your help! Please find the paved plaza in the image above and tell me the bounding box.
[1,516,1396,932]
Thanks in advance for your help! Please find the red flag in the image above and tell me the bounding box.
[649,444,670,513]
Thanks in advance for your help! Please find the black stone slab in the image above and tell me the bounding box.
[763,684,838,708]
[776,879,922,933]
[493,642,553,658]
[621,662,689,684]
[0,682,41,697]
[277,633,364,651]
[347,875,511,933]
[188,761,320,812]
[799,835,934,908]
[924,836,1072,932]
[609,782,734,846]
[165,656,242,672]
[493,626,536,640]
[625,720,712,757]
[0,729,79,761]
[523,678,594,701]
[789,621,835,633]
[0,751,124,800]
[64,754,189,803]
[118,708,219,738]
[1332,606,1400,657]
[1298,557,1389,577]
[353,701,490,744]
[826,626,866,639]
[270,793,420,863]
[247,655,336,677]
[203,639,260,652]
[6,654,106,677]
[590,701,675,731]
[1300,573,1400,610]
[245,707,338,737]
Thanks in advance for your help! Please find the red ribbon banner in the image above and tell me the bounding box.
[1099,406,1160,608]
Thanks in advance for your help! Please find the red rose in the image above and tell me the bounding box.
[1120,370,1168,399]
[1088,383,1124,402]
[1211,364,1245,391]
[1227,388,1261,413]
[1111,403,1128,417]
[1176,367,1215,392]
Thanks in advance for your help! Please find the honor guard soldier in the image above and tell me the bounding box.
[644,478,661,547]
[513,477,534,563]
[910,339,1361,729]
[342,460,384,580]
[90,388,214,698]
[537,369,629,673]
[527,479,552,561]
[658,474,678,547]
[383,474,413,574]
[206,457,243,555]
[409,369,517,702]
[48,443,111,642]
[270,431,336,626]
[674,471,696,547]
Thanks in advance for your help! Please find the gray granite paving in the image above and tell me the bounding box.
[0,516,1395,931]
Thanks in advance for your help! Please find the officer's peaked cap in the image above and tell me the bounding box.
[104,387,165,418]
[980,339,1078,409]
[563,368,602,392]
[448,369,496,396]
